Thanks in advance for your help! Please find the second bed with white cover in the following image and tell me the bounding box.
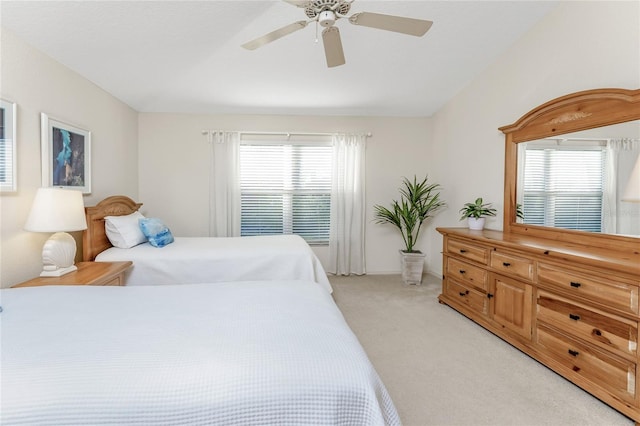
[96,235,332,292]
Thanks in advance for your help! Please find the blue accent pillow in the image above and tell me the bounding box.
[139,218,174,248]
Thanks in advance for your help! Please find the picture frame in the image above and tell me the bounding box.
[41,113,91,194]
[0,99,17,192]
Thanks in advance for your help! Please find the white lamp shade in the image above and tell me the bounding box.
[25,187,87,232]
[622,155,640,203]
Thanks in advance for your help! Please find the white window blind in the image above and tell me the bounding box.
[239,140,332,245]
[0,138,14,190]
[522,147,605,232]
[0,100,16,192]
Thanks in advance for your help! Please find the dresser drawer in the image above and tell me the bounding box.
[538,263,639,316]
[537,290,638,358]
[444,279,488,316]
[536,325,636,404]
[490,250,534,282]
[446,238,489,265]
[446,257,488,291]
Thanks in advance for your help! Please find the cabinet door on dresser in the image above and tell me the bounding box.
[489,273,533,340]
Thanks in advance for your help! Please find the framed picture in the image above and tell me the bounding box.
[41,113,91,194]
[0,99,17,192]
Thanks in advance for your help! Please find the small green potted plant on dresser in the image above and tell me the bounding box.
[374,175,445,285]
[459,197,496,230]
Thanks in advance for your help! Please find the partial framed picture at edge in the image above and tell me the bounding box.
[41,113,91,194]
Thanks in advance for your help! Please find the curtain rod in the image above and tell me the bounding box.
[201,130,372,138]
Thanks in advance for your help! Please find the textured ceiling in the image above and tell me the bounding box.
[1,0,557,116]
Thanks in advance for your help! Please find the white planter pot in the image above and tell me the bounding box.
[400,250,425,285]
[467,217,485,230]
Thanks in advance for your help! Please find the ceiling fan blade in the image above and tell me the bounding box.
[242,21,308,50]
[348,12,433,37]
[282,0,309,7]
[322,26,346,68]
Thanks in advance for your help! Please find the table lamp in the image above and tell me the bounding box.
[622,154,640,203]
[24,187,87,277]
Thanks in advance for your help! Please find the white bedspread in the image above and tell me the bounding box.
[1,281,400,425]
[95,235,332,293]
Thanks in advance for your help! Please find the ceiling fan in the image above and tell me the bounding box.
[242,0,433,68]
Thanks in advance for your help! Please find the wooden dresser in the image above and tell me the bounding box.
[437,227,640,422]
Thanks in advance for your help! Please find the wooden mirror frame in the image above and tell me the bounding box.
[499,88,640,253]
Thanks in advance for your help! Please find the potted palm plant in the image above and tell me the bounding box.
[374,175,445,284]
[459,197,497,230]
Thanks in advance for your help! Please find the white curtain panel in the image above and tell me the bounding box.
[209,131,241,237]
[329,134,366,275]
[603,140,620,233]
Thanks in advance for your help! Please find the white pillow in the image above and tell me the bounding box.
[104,211,147,248]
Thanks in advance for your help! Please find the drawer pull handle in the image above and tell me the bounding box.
[502,262,511,267]
[459,249,467,253]
[487,293,494,299]
[570,281,582,288]
[592,329,602,336]
[568,349,579,357]
[459,290,469,297]
[459,270,466,274]
[569,314,580,321]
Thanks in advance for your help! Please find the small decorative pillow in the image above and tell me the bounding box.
[139,218,174,248]
[104,211,147,248]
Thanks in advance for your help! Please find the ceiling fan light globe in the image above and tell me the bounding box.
[319,10,336,27]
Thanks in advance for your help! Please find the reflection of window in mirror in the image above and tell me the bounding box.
[518,137,640,236]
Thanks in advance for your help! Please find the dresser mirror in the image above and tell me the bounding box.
[516,120,640,236]
[499,88,640,252]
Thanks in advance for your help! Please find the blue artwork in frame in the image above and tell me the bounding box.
[41,113,91,194]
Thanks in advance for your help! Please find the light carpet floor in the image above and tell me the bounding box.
[329,273,634,426]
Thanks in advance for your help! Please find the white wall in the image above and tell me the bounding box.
[0,28,139,287]
[424,0,640,276]
[138,114,433,274]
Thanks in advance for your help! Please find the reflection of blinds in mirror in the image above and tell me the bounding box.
[522,147,605,232]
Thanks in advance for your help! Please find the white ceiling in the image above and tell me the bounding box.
[1,0,557,117]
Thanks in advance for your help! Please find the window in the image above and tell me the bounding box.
[0,99,17,192]
[239,138,332,245]
[521,144,605,232]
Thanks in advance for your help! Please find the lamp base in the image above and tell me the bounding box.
[40,232,78,277]
[40,264,78,277]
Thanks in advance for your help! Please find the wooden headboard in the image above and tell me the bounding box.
[83,195,143,261]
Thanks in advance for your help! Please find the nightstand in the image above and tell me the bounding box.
[12,261,132,287]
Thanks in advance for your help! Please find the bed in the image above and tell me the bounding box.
[83,196,331,292]
[1,280,400,425]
